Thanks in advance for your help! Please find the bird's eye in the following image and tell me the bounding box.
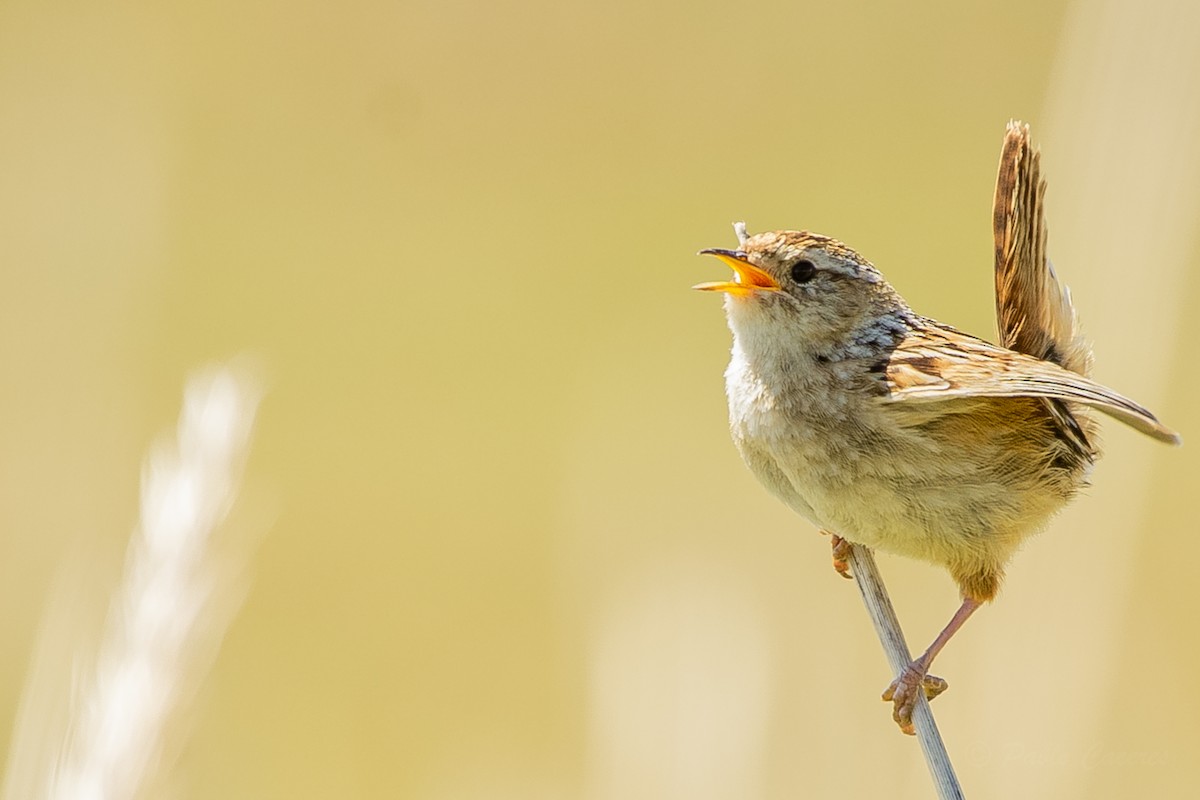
[790,259,816,283]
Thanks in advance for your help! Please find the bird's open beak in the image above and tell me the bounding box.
[694,249,781,294]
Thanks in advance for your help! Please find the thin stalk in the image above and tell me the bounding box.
[846,544,965,800]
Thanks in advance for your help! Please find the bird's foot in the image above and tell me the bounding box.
[881,662,949,735]
[821,531,853,579]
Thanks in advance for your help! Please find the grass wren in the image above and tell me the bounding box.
[695,122,1180,733]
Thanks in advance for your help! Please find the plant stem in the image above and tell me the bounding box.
[846,544,965,800]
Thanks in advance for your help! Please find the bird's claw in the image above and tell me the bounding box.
[822,531,854,579]
[881,663,948,735]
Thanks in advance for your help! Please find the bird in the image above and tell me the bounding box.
[694,121,1180,733]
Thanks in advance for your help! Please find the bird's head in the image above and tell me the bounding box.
[696,223,910,354]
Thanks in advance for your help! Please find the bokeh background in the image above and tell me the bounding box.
[2,0,1198,797]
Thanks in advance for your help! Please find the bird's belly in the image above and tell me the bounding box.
[735,422,939,556]
[731,397,1078,576]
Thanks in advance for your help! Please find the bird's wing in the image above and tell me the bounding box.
[992,121,1092,376]
[879,324,1180,445]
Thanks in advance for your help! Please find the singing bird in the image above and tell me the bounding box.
[695,122,1180,732]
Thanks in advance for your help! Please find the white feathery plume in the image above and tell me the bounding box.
[3,363,263,800]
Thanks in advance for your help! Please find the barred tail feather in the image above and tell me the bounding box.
[992,121,1093,378]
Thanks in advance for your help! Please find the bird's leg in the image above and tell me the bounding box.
[882,597,981,734]
[821,530,854,579]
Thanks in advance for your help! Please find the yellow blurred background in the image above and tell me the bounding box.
[1,0,1198,797]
